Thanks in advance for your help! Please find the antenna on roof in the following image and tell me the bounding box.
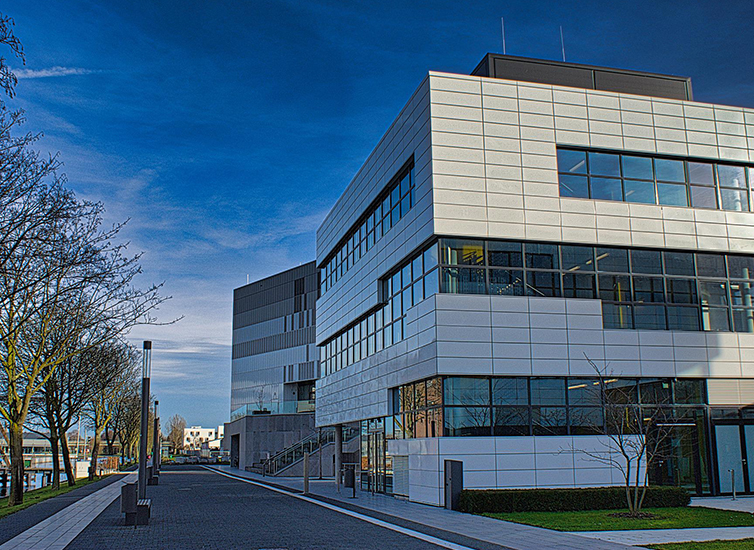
[559,26,566,62]
[501,17,507,55]
[246,274,249,284]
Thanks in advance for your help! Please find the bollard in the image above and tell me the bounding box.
[343,465,356,499]
[730,469,737,500]
[303,452,310,495]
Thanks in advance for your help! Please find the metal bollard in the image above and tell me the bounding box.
[730,469,737,500]
[303,452,310,495]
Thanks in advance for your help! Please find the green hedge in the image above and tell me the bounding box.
[458,486,690,513]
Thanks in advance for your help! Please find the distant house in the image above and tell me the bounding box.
[183,425,224,451]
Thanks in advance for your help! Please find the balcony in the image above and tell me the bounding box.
[230,400,316,421]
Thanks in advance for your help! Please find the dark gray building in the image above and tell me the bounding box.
[225,262,320,471]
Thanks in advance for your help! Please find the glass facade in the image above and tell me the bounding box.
[320,238,754,379]
[320,243,439,376]
[361,418,392,495]
[390,376,706,439]
[377,375,754,496]
[557,147,753,211]
[320,159,415,295]
[437,238,754,333]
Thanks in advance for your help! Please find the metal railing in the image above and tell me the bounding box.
[263,426,358,476]
[230,400,316,421]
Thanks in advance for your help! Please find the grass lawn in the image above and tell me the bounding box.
[0,475,110,520]
[649,540,754,549]
[482,507,754,532]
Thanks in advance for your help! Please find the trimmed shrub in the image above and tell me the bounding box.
[458,486,690,514]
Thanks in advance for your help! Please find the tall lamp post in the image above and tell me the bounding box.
[138,341,152,499]
[153,400,160,476]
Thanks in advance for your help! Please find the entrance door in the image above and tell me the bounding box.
[715,425,744,493]
[367,430,385,493]
[648,410,710,496]
[744,426,754,490]
[714,423,754,494]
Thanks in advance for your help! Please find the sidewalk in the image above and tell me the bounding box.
[573,526,754,545]
[209,466,635,550]
[0,473,135,550]
[691,494,754,513]
[0,473,128,546]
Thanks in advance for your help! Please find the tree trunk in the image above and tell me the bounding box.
[60,434,76,487]
[8,421,24,506]
[88,431,100,481]
[49,430,61,491]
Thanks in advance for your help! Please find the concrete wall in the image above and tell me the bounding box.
[224,413,316,471]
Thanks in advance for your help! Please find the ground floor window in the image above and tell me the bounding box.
[390,376,706,439]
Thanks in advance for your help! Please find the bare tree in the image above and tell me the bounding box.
[85,343,139,481]
[165,414,186,454]
[26,312,105,489]
[1,192,168,505]
[577,355,676,516]
[0,14,22,98]
[114,392,141,462]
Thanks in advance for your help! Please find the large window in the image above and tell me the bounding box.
[393,378,443,439]
[321,159,416,295]
[391,376,706,438]
[557,147,753,212]
[320,242,439,376]
[437,238,754,333]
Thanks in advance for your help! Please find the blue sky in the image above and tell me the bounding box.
[5,0,754,429]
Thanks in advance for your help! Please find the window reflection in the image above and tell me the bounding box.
[392,376,708,439]
[556,147,750,213]
[320,161,415,295]
[324,237,754,377]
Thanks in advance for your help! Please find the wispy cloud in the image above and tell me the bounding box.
[15,66,101,79]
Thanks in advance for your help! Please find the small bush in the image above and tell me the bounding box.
[458,486,690,514]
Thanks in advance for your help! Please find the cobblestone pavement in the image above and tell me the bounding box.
[0,473,127,545]
[65,466,487,550]
[212,467,633,550]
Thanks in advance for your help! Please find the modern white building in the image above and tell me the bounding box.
[315,54,754,506]
[184,425,224,451]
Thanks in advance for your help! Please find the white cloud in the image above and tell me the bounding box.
[15,66,101,79]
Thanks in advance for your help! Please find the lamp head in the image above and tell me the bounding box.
[142,340,152,378]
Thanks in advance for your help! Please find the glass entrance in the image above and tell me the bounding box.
[715,425,745,493]
[712,419,754,495]
[648,408,710,496]
[370,431,385,493]
[360,418,392,494]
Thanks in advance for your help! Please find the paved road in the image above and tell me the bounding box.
[65,466,468,550]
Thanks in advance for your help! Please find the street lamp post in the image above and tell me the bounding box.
[153,400,160,477]
[138,341,152,499]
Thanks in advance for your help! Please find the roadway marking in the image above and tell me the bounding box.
[204,467,476,550]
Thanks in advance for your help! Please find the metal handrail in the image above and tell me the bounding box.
[263,426,359,475]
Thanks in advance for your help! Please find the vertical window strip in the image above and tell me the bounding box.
[321,161,415,295]
[320,241,439,376]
